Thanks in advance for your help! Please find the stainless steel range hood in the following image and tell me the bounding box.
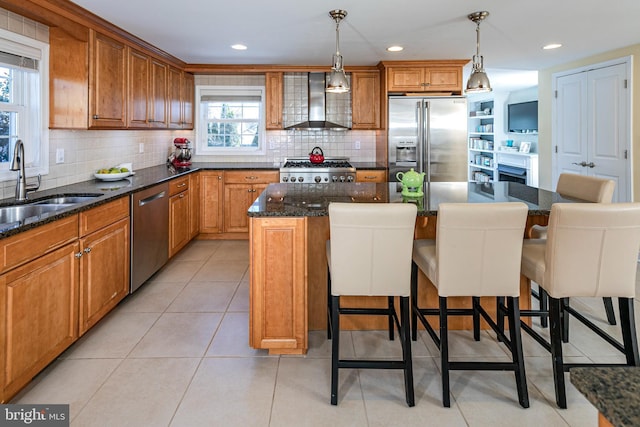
[285,73,350,130]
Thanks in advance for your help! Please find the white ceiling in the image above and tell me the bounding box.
[70,0,640,91]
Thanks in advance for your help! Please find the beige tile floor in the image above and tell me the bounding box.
[12,239,640,426]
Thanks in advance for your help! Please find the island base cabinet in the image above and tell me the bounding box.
[249,217,307,354]
[1,243,80,402]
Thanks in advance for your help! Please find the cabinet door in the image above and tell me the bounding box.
[127,48,150,128]
[351,71,380,129]
[250,217,307,354]
[79,218,129,335]
[168,66,182,128]
[89,31,127,128]
[2,243,79,399]
[265,72,283,129]
[224,183,255,233]
[150,59,168,127]
[426,67,462,92]
[200,171,224,234]
[190,173,200,239]
[387,67,425,92]
[181,72,195,129]
[169,190,191,257]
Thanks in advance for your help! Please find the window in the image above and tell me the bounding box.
[0,29,48,181]
[195,86,265,155]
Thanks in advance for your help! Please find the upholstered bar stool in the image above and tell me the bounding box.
[326,202,417,407]
[520,203,640,408]
[529,173,616,327]
[411,202,529,408]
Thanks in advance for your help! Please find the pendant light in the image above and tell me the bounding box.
[326,9,350,93]
[466,11,492,93]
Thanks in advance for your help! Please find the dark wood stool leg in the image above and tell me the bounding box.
[507,296,530,408]
[496,296,505,342]
[388,296,395,341]
[327,268,332,340]
[472,296,481,341]
[411,262,418,341]
[561,297,570,343]
[539,286,549,328]
[330,295,340,405]
[603,297,617,325]
[618,297,640,366]
[549,296,567,409]
[439,296,451,408]
[400,296,415,407]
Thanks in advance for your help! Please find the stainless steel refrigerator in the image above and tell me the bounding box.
[388,96,468,183]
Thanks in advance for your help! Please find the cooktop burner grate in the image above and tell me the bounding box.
[283,160,353,169]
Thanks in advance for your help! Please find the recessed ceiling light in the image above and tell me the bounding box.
[231,44,247,50]
[387,46,404,52]
[543,43,562,50]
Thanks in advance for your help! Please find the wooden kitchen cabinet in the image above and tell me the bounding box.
[351,71,380,129]
[169,176,191,257]
[265,72,284,129]
[127,48,150,128]
[149,59,168,127]
[89,30,128,128]
[168,67,194,129]
[78,197,130,335]
[380,60,467,94]
[249,217,307,354]
[0,216,80,403]
[190,173,200,239]
[181,72,195,129]
[356,169,387,182]
[224,171,278,234]
[200,171,225,235]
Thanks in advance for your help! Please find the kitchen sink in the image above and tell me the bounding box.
[0,204,69,229]
[30,194,103,205]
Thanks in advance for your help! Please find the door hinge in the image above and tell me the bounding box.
[624,79,628,89]
[555,145,558,153]
[554,90,558,98]
[625,149,628,159]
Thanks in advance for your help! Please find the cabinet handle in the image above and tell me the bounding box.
[218,175,222,180]
[92,115,99,119]
[246,176,258,180]
[84,247,92,253]
[179,193,186,198]
[177,182,187,187]
[364,176,376,179]
[75,252,83,258]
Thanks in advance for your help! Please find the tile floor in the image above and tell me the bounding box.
[12,240,640,426]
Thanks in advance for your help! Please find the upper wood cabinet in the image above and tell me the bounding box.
[351,71,380,129]
[181,72,195,129]
[89,31,127,128]
[265,72,283,129]
[127,48,150,128]
[149,59,168,127]
[379,60,468,95]
[169,67,195,129]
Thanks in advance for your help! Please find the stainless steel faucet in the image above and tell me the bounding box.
[10,139,40,201]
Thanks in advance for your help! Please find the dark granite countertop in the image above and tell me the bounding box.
[248,181,566,217]
[350,162,387,170]
[571,367,640,427]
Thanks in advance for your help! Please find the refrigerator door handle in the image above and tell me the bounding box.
[416,101,424,175]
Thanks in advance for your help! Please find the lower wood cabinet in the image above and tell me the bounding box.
[356,169,387,183]
[189,173,200,239]
[200,171,224,235]
[249,217,307,354]
[169,188,191,257]
[1,242,80,401]
[224,171,278,234]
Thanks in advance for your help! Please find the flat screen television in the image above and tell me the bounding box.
[508,101,538,133]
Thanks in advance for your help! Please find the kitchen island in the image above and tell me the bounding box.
[247,181,566,354]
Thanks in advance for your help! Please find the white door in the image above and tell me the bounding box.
[553,59,631,202]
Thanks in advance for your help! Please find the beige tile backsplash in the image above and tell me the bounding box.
[0,8,378,199]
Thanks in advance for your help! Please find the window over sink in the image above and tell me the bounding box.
[195,86,266,156]
[0,28,48,181]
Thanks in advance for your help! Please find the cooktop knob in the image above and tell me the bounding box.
[339,176,346,182]
[346,175,354,182]
[290,177,296,182]
[282,176,289,182]
[332,176,338,182]
[298,176,304,182]
[314,176,321,183]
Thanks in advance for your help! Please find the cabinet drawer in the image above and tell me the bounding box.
[224,170,279,184]
[356,170,387,183]
[0,215,78,274]
[496,153,530,169]
[169,176,190,196]
[79,197,129,237]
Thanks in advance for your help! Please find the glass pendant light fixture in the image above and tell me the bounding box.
[466,11,492,93]
[326,9,350,93]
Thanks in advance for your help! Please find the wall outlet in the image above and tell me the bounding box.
[55,148,64,163]
[139,143,144,154]
[354,140,361,150]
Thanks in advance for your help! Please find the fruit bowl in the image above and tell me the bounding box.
[94,171,134,181]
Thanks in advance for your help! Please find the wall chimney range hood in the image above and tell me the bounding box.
[285,73,350,130]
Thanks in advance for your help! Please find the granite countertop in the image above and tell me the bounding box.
[0,162,281,239]
[571,367,640,427]
[248,181,566,217]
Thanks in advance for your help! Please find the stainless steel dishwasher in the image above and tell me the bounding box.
[130,182,169,293]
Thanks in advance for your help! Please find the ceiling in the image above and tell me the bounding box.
[70,0,640,91]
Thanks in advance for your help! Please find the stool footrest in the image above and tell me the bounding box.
[338,360,408,369]
[449,361,519,371]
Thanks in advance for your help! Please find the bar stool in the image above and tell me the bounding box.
[326,202,417,407]
[411,202,529,408]
[529,173,616,327]
[520,203,640,408]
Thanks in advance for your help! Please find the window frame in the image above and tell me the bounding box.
[0,28,49,182]
[195,85,266,156]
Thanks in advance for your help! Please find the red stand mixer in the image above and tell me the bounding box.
[170,137,192,167]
